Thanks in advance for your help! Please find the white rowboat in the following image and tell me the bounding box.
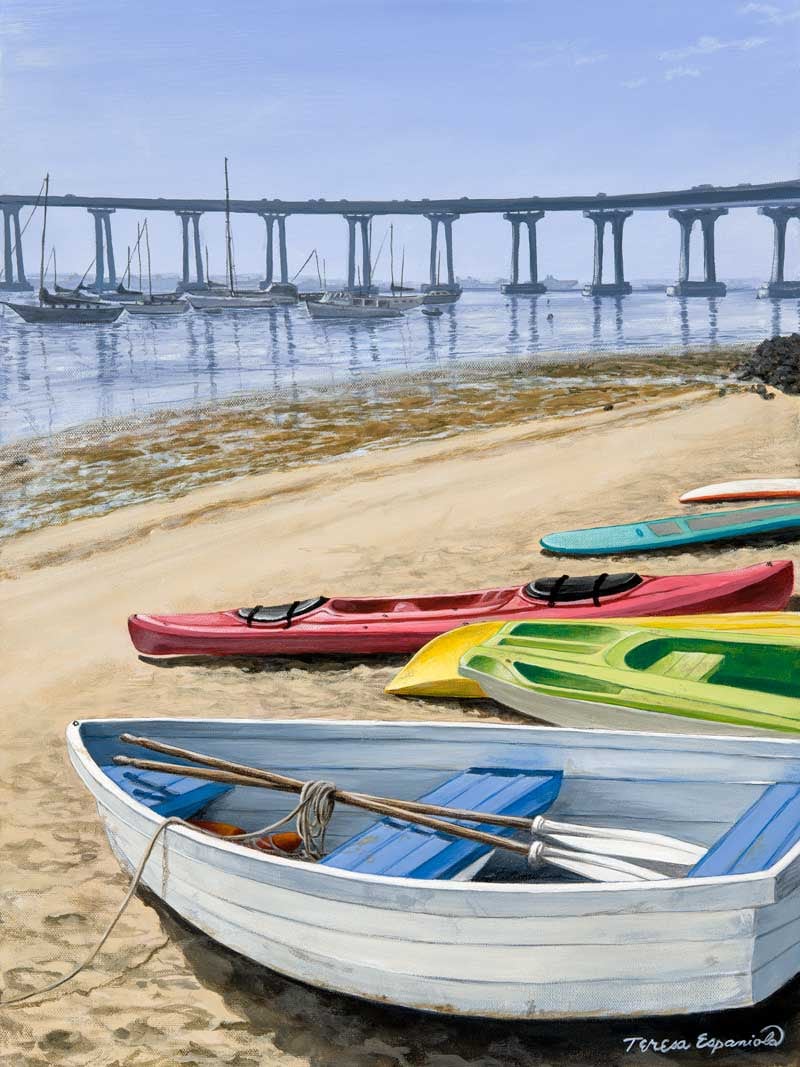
[67,717,800,1019]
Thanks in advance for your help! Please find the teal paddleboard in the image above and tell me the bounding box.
[541,501,800,556]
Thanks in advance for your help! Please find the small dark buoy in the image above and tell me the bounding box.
[603,403,614,411]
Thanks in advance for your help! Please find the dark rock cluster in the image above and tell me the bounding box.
[736,333,800,394]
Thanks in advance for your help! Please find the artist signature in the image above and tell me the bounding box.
[622,1024,785,1055]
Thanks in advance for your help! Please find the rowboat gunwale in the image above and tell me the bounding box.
[67,717,800,900]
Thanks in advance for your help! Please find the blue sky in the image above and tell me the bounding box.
[1,0,798,282]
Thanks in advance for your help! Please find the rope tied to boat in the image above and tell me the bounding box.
[0,781,338,1007]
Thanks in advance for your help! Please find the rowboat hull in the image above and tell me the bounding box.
[67,717,800,1018]
[680,479,800,504]
[387,610,800,698]
[127,560,793,657]
[4,302,124,324]
[541,502,800,555]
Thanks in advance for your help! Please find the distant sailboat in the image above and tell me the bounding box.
[3,175,123,324]
[123,219,188,316]
[188,159,280,310]
[390,227,414,292]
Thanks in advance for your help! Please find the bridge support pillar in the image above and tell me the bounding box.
[175,211,207,291]
[502,211,546,294]
[422,213,461,293]
[258,213,289,287]
[343,214,374,293]
[757,205,800,298]
[88,207,117,292]
[667,208,727,297]
[582,210,632,296]
[0,206,32,291]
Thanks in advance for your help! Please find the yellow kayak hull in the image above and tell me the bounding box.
[384,612,800,699]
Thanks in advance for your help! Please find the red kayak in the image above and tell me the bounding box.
[128,560,793,657]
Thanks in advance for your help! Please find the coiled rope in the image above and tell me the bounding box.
[0,781,337,1007]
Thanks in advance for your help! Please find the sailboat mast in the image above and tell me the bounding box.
[38,173,49,303]
[144,218,153,300]
[137,223,143,290]
[224,157,234,295]
[390,224,394,289]
[126,245,131,288]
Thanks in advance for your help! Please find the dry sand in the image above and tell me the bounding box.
[2,387,800,1066]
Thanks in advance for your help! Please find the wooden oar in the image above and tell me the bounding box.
[116,734,703,867]
[118,732,532,829]
[112,753,532,856]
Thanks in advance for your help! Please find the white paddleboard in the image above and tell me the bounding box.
[680,478,800,504]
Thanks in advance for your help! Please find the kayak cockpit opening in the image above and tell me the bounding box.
[524,572,643,604]
[236,597,328,625]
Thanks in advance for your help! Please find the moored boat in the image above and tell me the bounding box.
[459,620,800,735]
[259,281,299,304]
[4,300,124,324]
[66,716,800,1018]
[124,298,189,316]
[387,609,800,698]
[2,175,124,325]
[306,290,422,320]
[187,291,281,310]
[422,286,462,305]
[127,561,793,657]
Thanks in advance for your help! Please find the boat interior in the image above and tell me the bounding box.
[487,623,799,699]
[76,720,800,886]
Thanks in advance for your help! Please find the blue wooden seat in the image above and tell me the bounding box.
[102,765,231,819]
[321,767,561,880]
[689,783,800,878]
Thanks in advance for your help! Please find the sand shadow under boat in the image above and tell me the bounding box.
[141,889,800,1067]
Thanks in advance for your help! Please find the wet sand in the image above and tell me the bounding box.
[2,386,800,1065]
[1,348,737,539]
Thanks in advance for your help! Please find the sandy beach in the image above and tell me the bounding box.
[3,385,800,1066]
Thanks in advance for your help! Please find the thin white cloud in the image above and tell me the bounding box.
[621,77,648,89]
[574,51,608,67]
[524,41,610,70]
[659,34,769,60]
[665,66,702,80]
[739,2,800,23]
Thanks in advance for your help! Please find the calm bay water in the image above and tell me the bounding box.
[0,288,796,445]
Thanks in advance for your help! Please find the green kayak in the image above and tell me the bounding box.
[459,620,800,734]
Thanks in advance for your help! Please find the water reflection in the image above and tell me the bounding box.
[507,296,540,354]
[0,290,784,445]
[95,327,119,421]
[708,297,719,347]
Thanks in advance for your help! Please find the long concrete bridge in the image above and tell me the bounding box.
[2,179,800,297]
